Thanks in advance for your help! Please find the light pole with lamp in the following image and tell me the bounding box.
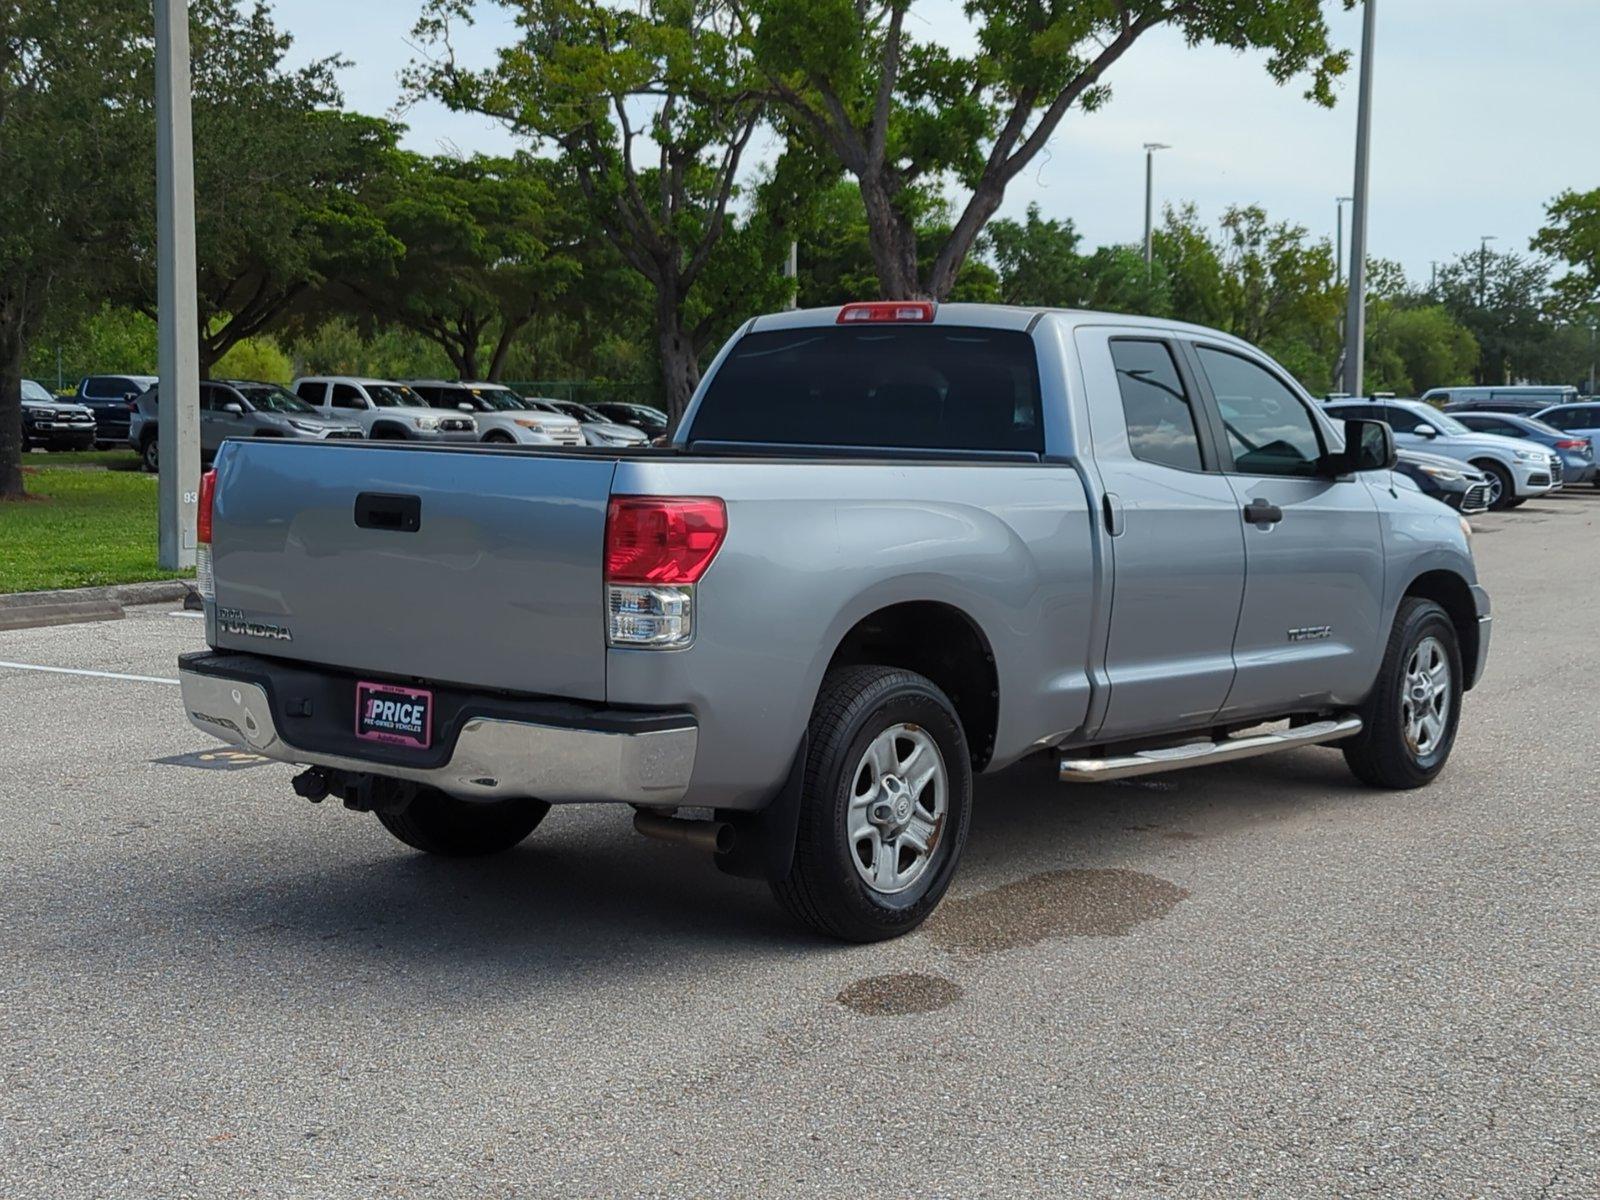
[1335,196,1354,285]
[1143,142,1170,278]
[1478,234,1497,307]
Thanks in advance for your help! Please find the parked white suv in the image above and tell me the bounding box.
[407,381,586,446]
[291,376,478,442]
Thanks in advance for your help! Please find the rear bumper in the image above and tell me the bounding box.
[177,651,697,805]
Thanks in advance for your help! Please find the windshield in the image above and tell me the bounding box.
[22,380,54,402]
[472,388,528,412]
[1423,410,1470,436]
[558,401,605,422]
[235,384,316,414]
[369,384,425,408]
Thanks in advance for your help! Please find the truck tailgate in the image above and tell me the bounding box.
[209,441,616,701]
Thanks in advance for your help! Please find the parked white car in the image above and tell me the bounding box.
[290,376,478,442]
[407,381,585,446]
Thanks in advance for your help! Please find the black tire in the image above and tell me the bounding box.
[1342,598,1463,789]
[375,787,550,857]
[370,423,408,441]
[141,436,159,473]
[482,431,515,444]
[771,666,972,942]
[1474,460,1516,510]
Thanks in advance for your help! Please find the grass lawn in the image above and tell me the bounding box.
[0,468,192,594]
[23,448,143,470]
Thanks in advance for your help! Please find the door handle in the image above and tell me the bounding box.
[354,492,422,532]
[1242,498,1284,525]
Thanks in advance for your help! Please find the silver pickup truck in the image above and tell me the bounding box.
[179,302,1491,941]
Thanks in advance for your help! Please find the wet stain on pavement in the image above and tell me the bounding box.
[836,973,963,1016]
[926,867,1189,954]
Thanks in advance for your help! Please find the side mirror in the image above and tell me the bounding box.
[1415,424,1437,438]
[222,402,244,416]
[1334,418,1397,473]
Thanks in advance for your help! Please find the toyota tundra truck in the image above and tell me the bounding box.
[178,302,1491,942]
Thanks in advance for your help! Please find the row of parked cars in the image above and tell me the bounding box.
[19,374,670,468]
[1322,386,1599,512]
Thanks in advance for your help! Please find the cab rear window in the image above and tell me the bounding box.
[690,326,1043,454]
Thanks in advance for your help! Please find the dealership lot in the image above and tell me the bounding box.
[2,496,1596,1198]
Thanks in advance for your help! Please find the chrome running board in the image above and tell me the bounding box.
[1058,716,1362,783]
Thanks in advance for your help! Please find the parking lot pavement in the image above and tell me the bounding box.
[3,495,1596,1200]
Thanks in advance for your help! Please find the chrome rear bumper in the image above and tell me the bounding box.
[178,665,697,805]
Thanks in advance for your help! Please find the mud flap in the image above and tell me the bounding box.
[714,733,807,884]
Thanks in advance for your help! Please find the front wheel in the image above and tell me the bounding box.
[1343,598,1463,789]
[771,666,972,942]
[376,788,550,857]
[1474,460,1516,511]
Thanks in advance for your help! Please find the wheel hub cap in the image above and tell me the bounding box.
[1401,635,1452,758]
[849,723,948,896]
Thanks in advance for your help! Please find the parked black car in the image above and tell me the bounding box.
[22,379,97,450]
[1393,448,1491,514]
[75,374,158,448]
[590,401,669,438]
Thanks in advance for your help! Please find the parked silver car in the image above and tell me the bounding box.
[290,376,478,442]
[1323,398,1559,509]
[1534,402,1600,488]
[130,380,365,471]
[531,398,648,446]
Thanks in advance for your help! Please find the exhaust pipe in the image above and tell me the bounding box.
[633,810,735,855]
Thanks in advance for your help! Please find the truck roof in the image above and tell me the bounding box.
[746,302,1260,349]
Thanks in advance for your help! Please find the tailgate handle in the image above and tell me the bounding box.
[354,492,421,533]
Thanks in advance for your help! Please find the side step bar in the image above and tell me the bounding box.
[1059,716,1362,783]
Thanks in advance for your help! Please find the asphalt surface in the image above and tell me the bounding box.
[3,492,1596,1199]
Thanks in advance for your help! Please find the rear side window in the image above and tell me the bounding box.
[295,381,328,405]
[1195,347,1324,477]
[691,326,1044,453]
[1109,339,1203,471]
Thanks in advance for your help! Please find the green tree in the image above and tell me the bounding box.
[340,153,579,381]
[982,203,1169,313]
[411,0,794,422]
[1436,247,1552,385]
[745,0,1350,300]
[1364,305,1479,395]
[1,0,148,496]
[117,2,397,379]
[1532,187,1600,312]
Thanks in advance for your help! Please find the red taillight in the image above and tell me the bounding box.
[1554,438,1587,450]
[837,300,935,324]
[197,469,217,544]
[604,497,726,584]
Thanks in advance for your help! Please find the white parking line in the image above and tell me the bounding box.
[0,661,180,686]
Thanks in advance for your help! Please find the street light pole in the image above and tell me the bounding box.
[1143,143,1169,278]
[1478,235,1497,307]
[155,0,201,571]
[1341,0,1376,397]
[1335,196,1353,286]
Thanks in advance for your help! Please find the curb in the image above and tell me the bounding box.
[0,579,198,632]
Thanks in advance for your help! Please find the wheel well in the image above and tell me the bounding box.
[1403,570,1479,689]
[370,422,408,440]
[827,601,999,769]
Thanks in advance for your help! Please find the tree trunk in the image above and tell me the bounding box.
[0,325,25,499]
[926,182,1006,301]
[656,297,701,434]
[860,174,924,299]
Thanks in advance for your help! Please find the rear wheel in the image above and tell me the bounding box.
[483,430,515,444]
[771,666,972,942]
[1343,598,1462,789]
[141,436,159,473]
[1474,460,1516,510]
[376,788,549,857]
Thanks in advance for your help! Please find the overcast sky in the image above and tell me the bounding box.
[272,0,1596,285]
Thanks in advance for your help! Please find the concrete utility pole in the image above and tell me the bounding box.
[1341,0,1376,397]
[1142,143,1169,278]
[1335,196,1353,285]
[1478,235,1497,307]
[155,0,201,571]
